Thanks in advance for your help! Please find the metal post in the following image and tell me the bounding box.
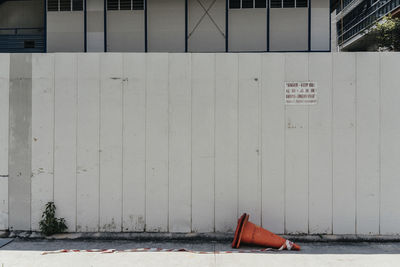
[145,0,148,52]
[225,0,228,52]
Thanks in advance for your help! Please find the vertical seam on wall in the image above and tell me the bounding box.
[307,54,310,234]
[236,54,239,220]
[75,54,78,232]
[121,54,125,232]
[6,54,9,229]
[190,53,193,232]
[259,55,263,227]
[29,55,32,230]
[354,53,357,235]
[331,51,334,234]
[213,54,216,232]
[98,55,102,232]
[378,54,381,235]
[52,55,55,203]
[144,55,147,232]
[7,55,10,230]
[167,54,170,232]
[283,55,287,234]
[260,55,263,227]
[331,53,334,234]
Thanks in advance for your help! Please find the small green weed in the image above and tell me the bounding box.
[39,202,68,236]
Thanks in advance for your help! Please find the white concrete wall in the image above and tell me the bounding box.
[0,54,10,230]
[148,0,185,52]
[229,9,267,52]
[2,52,400,235]
[47,12,85,52]
[270,8,308,51]
[107,11,145,52]
[188,0,226,52]
[311,0,330,51]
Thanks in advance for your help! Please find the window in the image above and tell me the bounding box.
[229,0,267,8]
[72,0,83,10]
[270,0,308,7]
[47,0,83,11]
[107,0,144,10]
[255,0,267,7]
[270,0,282,7]
[283,0,294,7]
[296,0,307,7]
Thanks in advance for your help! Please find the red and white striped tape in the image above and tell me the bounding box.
[42,240,296,255]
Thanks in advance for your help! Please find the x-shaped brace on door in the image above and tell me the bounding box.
[188,0,226,39]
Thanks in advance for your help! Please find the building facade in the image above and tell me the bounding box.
[0,0,331,52]
[333,0,400,51]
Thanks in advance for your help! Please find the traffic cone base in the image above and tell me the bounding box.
[232,213,300,251]
[232,213,248,249]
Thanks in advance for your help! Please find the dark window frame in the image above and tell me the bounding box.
[270,0,309,8]
[107,0,144,10]
[229,0,267,9]
[47,0,84,11]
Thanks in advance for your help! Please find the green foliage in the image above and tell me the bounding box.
[366,14,400,51]
[39,202,68,236]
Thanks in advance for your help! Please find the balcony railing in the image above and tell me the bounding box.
[336,0,358,13]
[0,28,45,53]
[337,0,400,46]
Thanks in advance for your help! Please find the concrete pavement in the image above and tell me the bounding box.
[1,239,400,267]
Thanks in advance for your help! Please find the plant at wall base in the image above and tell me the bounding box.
[365,14,400,51]
[39,202,68,236]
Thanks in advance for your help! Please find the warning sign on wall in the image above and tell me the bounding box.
[285,82,317,105]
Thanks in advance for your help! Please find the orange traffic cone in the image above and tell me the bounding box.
[232,213,300,251]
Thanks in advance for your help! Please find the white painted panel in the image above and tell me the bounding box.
[188,0,225,52]
[332,53,356,234]
[145,53,169,232]
[148,0,185,52]
[99,53,123,232]
[0,54,10,230]
[238,54,261,226]
[122,53,146,232]
[215,53,238,232]
[191,53,215,232]
[168,54,192,233]
[270,8,308,51]
[76,54,100,232]
[308,53,332,234]
[107,11,145,52]
[380,53,400,234]
[229,9,266,52]
[87,32,105,52]
[261,54,285,234]
[54,54,77,232]
[31,54,54,231]
[47,12,84,52]
[284,54,309,234]
[356,53,380,235]
[311,8,330,51]
[311,0,330,51]
[87,4,105,52]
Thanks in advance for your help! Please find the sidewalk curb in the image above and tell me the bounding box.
[2,231,400,243]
